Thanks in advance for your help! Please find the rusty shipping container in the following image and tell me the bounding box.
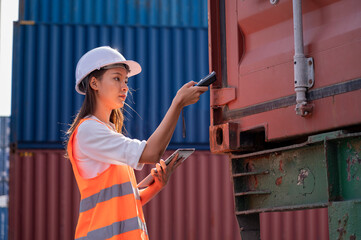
[208,0,361,239]
[208,0,361,145]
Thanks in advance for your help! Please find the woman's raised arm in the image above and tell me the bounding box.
[139,81,208,164]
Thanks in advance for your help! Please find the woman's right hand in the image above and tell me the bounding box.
[173,81,208,108]
[151,153,183,188]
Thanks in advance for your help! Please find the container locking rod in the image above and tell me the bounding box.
[293,0,314,116]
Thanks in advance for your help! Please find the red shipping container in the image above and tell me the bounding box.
[208,0,361,153]
[9,149,241,240]
[260,208,329,240]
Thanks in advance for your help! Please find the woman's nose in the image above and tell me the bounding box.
[121,83,128,92]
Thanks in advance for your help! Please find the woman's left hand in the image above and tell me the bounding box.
[151,153,183,188]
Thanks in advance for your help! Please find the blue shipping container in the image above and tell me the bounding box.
[0,208,8,240]
[19,0,208,28]
[0,117,10,196]
[11,23,210,149]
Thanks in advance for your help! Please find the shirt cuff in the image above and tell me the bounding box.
[129,140,147,170]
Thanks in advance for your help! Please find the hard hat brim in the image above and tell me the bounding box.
[75,60,142,95]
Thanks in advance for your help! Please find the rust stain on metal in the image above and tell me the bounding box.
[337,213,349,240]
[254,176,259,188]
[347,142,352,149]
[275,176,282,186]
[346,149,361,182]
[279,159,284,173]
[347,157,352,181]
[275,160,285,186]
[246,161,255,172]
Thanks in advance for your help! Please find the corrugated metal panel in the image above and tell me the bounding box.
[0,208,8,240]
[11,23,209,149]
[19,0,208,27]
[260,208,329,240]
[0,117,10,196]
[9,149,80,240]
[9,149,241,240]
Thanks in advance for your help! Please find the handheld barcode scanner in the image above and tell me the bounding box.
[182,71,217,138]
[196,71,217,86]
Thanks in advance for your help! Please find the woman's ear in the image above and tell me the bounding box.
[90,77,99,91]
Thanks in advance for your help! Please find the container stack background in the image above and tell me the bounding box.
[8,0,329,239]
[0,117,9,240]
[10,0,241,239]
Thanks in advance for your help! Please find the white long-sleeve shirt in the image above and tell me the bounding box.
[73,115,146,179]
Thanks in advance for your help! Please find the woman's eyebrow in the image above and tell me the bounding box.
[112,72,123,75]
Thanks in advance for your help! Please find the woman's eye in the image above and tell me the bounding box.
[125,80,129,84]
[114,77,120,81]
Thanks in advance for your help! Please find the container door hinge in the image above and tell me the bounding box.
[294,57,315,116]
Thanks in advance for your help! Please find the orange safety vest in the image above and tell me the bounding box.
[67,118,149,240]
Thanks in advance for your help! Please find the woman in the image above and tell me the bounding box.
[66,46,208,240]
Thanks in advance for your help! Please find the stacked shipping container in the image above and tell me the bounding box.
[0,117,10,196]
[11,0,242,240]
[11,24,210,148]
[13,0,210,149]
[10,0,331,239]
[0,117,10,239]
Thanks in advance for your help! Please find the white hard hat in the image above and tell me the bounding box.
[75,46,142,95]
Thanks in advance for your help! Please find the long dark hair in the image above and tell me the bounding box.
[65,69,124,152]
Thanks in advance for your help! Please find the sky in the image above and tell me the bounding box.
[0,0,19,116]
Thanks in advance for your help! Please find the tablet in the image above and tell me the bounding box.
[137,148,195,189]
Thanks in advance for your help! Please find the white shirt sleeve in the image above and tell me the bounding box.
[75,119,146,170]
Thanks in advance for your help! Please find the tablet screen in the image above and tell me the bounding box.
[137,148,195,189]
[165,148,195,166]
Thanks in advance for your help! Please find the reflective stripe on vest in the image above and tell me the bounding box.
[75,216,148,240]
[68,118,148,240]
[79,182,140,213]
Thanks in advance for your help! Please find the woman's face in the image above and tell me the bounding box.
[91,67,129,110]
